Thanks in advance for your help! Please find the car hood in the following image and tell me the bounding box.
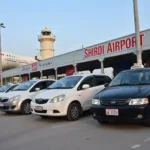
[97,85,150,100]
[2,91,27,98]
[35,89,72,99]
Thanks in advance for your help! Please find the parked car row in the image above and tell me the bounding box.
[0,74,111,120]
[1,64,150,126]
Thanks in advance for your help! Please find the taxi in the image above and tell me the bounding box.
[31,73,111,121]
[91,64,150,126]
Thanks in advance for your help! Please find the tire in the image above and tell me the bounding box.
[5,112,12,114]
[144,120,150,127]
[97,119,109,124]
[67,103,81,121]
[40,115,48,119]
[20,101,31,115]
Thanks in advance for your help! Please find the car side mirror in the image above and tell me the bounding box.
[35,88,40,91]
[82,84,90,90]
[104,83,109,87]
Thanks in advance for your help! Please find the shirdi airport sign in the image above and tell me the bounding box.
[84,34,144,58]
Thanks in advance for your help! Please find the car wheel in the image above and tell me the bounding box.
[5,112,12,114]
[67,103,81,121]
[97,119,109,124]
[144,120,150,127]
[20,101,31,115]
[40,115,48,119]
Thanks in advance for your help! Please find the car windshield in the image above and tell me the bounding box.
[48,76,83,89]
[0,84,12,92]
[109,70,150,87]
[12,80,37,91]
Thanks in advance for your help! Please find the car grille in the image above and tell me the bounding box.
[101,99,127,106]
[0,98,9,102]
[35,99,49,104]
[34,110,47,113]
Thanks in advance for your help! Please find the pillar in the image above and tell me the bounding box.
[74,64,77,73]
[99,58,105,74]
[40,71,43,79]
[101,61,104,74]
[55,68,58,80]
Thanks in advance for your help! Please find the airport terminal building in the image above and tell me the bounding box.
[2,29,150,83]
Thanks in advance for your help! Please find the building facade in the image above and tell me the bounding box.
[2,29,150,83]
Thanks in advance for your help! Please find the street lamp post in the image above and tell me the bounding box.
[133,0,142,65]
[0,23,5,86]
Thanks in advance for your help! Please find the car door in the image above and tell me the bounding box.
[77,76,95,110]
[80,75,112,109]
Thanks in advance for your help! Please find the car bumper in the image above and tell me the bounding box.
[90,105,150,122]
[31,102,67,117]
[0,101,20,112]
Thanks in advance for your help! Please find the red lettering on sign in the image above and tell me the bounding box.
[84,45,104,58]
[126,38,131,49]
[120,39,125,50]
[115,41,120,51]
[107,43,112,53]
[84,49,88,58]
[84,33,145,57]
[140,34,144,45]
[131,37,136,48]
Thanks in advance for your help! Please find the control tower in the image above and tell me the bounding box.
[35,27,56,61]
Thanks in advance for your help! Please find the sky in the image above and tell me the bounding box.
[0,0,150,58]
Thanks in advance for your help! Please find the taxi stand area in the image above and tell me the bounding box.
[2,29,150,84]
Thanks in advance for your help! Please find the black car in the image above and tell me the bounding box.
[91,68,150,126]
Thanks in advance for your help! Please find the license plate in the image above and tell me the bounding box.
[35,106,43,111]
[105,109,119,116]
[0,103,4,107]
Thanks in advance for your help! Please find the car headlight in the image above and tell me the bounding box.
[129,98,149,105]
[50,95,65,103]
[9,95,20,102]
[92,99,100,105]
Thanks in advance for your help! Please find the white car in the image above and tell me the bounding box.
[0,83,19,97]
[0,79,55,115]
[31,74,112,121]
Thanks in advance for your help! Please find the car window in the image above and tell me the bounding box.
[49,76,83,89]
[30,81,54,92]
[94,75,106,86]
[13,80,37,91]
[0,84,12,92]
[109,70,150,86]
[78,76,94,90]
[6,85,18,93]
[104,76,112,83]
[46,80,55,87]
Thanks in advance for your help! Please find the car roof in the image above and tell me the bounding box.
[121,68,150,73]
[30,79,56,82]
[68,73,109,78]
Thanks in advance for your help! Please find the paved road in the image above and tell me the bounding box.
[0,112,150,150]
